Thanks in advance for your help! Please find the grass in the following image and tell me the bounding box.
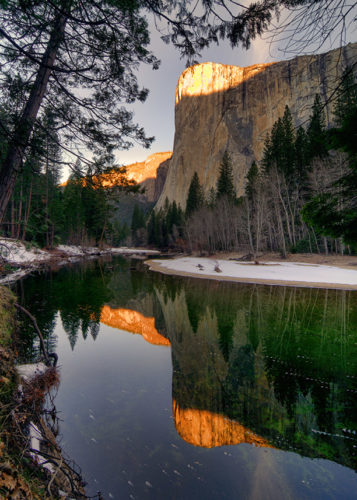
[0,286,15,347]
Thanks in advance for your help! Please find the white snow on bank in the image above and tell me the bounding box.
[29,421,54,473]
[150,258,357,287]
[0,268,29,284]
[0,238,159,267]
[53,244,159,256]
[16,362,48,382]
[15,363,55,472]
[57,244,87,256]
[0,237,159,283]
[110,247,159,255]
[0,237,159,271]
[0,238,51,264]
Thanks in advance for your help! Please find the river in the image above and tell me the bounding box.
[14,256,357,499]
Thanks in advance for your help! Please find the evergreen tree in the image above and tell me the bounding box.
[262,133,273,172]
[281,105,296,177]
[147,211,160,246]
[245,161,259,199]
[216,151,236,201]
[82,178,109,245]
[262,118,284,172]
[62,174,86,244]
[333,67,357,127]
[147,199,184,249]
[307,95,328,160]
[207,187,217,208]
[112,221,130,246]
[131,204,146,233]
[131,204,146,245]
[294,126,309,181]
[186,172,203,217]
[302,72,357,246]
[263,106,296,177]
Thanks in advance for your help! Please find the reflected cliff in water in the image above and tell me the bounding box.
[15,256,357,470]
[100,305,170,346]
[172,398,274,449]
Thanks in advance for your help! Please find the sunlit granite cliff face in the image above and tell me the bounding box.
[92,151,172,202]
[122,151,172,202]
[157,43,357,208]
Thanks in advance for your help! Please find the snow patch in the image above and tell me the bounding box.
[29,422,54,473]
[110,247,159,255]
[16,362,48,382]
[0,238,50,264]
[57,244,86,256]
[0,236,160,283]
[0,268,29,284]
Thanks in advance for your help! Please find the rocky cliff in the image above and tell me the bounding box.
[122,151,172,202]
[157,43,357,209]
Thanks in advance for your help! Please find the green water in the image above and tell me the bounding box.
[15,256,357,499]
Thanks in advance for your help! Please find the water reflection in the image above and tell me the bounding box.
[15,257,357,475]
[100,306,170,346]
[172,399,274,449]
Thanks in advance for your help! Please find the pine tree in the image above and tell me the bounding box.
[186,172,203,217]
[294,126,309,175]
[245,161,259,199]
[263,107,296,177]
[262,133,273,172]
[216,151,236,201]
[131,204,145,233]
[281,105,296,177]
[147,211,159,246]
[333,67,357,127]
[302,73,357,246]
[307,95,328,160]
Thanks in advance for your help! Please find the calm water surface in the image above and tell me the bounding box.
[15,256,357,499]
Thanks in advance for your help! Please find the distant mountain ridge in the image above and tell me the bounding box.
[62,151,172,203]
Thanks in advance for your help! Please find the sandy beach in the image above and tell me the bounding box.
[146,254,357,290]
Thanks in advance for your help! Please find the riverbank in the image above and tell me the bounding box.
[0,286,44,498]
[0,237,159,284]
[0,286,86,498]
[146,253,357,289]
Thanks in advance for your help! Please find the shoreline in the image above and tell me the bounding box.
[0,238,159,284]
[145,255,357,290]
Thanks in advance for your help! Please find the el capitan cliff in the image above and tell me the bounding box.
[156,43,357,209]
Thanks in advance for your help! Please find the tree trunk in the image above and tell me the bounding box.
[323,237,329,255]
[16,181,23,239]
[45,148,50,247]
[0,8,69,223]
[22,179,32,241]
[10,198,15,238]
